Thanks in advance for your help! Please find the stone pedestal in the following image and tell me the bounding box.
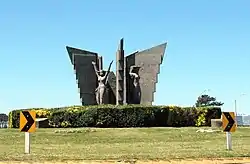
[211,119,222,128]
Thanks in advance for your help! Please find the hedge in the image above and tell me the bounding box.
[8,105,221,128]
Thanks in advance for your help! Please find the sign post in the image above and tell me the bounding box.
[222,112,236,150]
[20,111,36,154]
[25,132,30,154]
[226,132,232,150]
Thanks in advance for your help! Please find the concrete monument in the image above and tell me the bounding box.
[66,39,167,105]
[125,42,167,105]
[66,46,116,105]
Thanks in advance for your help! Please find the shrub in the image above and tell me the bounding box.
[8,105,221,128]
[8,106,82,128]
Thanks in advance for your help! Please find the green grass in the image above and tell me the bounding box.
[0,127,250,161]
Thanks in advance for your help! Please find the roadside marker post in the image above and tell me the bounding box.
[222,112,236,150]
[226,132,232,150]
[25,132,30,154]
[20,110,36,154]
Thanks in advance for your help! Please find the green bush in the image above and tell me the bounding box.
[8,105,221,128]
[8,106,82,128]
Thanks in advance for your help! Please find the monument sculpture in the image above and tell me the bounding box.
[66,38,167,105]
[92,60,113,104]
[116,39,125,105]
[129,66,141,104]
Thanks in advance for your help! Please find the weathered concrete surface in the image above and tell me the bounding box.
[116,39,124,105]
[125,43,167,105]
[104,71,116,104]
[66,46,98,105]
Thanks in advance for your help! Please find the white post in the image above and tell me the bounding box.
[234,99,238,127]
[25,132,30,154]
[226,132,232,150]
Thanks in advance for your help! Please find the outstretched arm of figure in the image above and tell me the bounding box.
[92,61,99,77]
[129,66,139,78]
[104,60,113,78]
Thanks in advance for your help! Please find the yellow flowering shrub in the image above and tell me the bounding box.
[8,105,221,128]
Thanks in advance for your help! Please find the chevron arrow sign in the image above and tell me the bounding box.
[222,112,236,132]
[20,111,36,133]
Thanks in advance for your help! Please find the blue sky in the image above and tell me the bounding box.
[0,1,249,114]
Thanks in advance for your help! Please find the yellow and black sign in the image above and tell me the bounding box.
[20,111,36,133]
[222,112,236,132]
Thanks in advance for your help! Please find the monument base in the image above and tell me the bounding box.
[211,119,222,128]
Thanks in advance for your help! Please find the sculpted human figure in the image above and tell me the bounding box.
[92,60,113,104]
[129,65,141,104]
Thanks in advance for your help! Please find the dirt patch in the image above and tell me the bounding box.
[1,159,250,164]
